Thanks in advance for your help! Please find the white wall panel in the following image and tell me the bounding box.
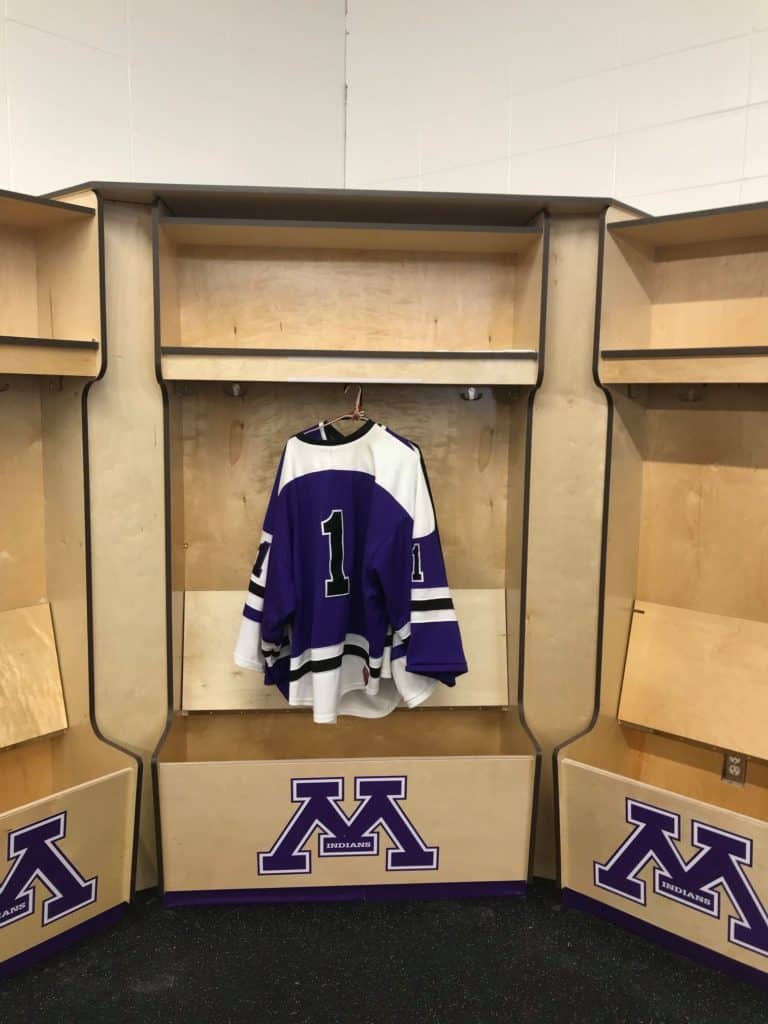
[6,21,131,194]
[509,72,618,156]
[7,0,127,56]
[0,20,9,189]
[745,101,768,177]
[0,1,764,231]
[420,159,508,194]
[741,172,768,199]
[751,30,768,102]
[617,37,750,132]
[421,101,508,176]
[614,110,746,196]
[509,137,616,197]
[625,181,742,216]
[617,0,751,66]
[346,1,768,213]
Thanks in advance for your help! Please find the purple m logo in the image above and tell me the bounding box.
[0,813,98,929]
[259,776,439,875]
[594,798,768,958]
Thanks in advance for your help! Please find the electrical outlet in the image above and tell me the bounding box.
[722,752,747,785]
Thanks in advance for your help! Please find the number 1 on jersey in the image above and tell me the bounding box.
[321,509,350,597]
[411,542,424,582]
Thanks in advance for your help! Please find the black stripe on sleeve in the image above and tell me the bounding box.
[248,581,265,597]
[411,597,454,611]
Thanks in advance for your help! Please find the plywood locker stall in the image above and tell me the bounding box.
[557,201,768,987]
[0,188,139,976]
[152,197,546,903]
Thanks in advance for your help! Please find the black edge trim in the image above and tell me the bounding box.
[603,345,768,360]
[551,208,613,886]
[81,191,144,901]
[43,180,648,217]
[161,346,538,361]
[149,200,176,897]
[0,336,98,350]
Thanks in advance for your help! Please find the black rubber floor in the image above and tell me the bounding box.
[1,881,766,1023]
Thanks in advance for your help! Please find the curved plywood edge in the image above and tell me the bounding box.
[0,603,67,749]
[161,351,539,385]
[618,601,768,762]
[181,588,508,712]
[520,215,607,877]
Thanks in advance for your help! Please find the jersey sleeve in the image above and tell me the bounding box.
[234,451,295,673]
[373,450,468,689]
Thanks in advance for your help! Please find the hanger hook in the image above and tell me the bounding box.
[343,383,364,419]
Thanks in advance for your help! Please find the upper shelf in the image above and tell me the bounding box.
[609,201,768,255]
[598,201,768,384]
[155,212,546,385]
[0,188,102,377]
[160,216,542,254]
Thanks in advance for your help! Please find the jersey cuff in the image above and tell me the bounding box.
[234,652,265,672]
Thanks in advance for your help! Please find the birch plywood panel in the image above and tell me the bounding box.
[0,382,46,611]
[159,754,534,893]
[161,707,529,763]
[0,227,40,337]
[181,588,508,711]
[36,215,101,345]
[618,601,768,761]
[174,246,519,352]
[600,355,768,385]
[40,380,90,726]
[651,249,768,350]
[0,603,67,748]
[600,234,653,354]
[638,389,768,624]
[161,352,538,387]
[559,758,768,978]
[521,215,607,877]
[180,384,516,593]
[599,389,645,720]
[0,766,135,970]
[162,220,541,253]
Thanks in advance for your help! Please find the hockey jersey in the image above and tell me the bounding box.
[233,419,467,723]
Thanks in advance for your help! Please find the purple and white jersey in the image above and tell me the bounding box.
[234,419,467,723]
